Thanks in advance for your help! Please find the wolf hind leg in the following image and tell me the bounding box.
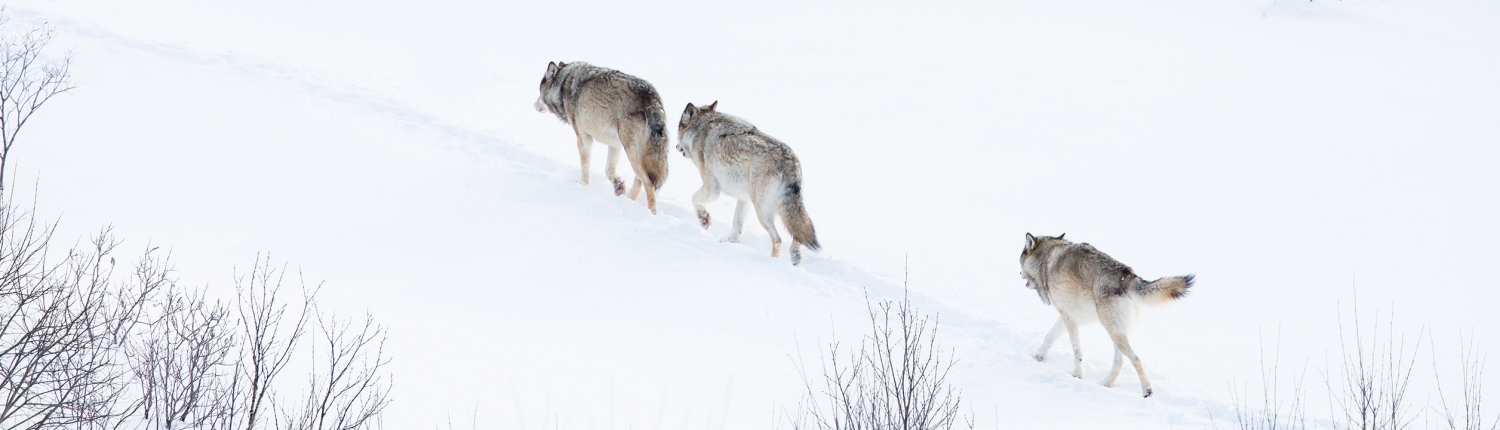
[722,200,748,243]
[1104,327,1152,397]
[1034,317,1066,362]
[605,145,625,195]
[752,199,781,258]
[642,177,658,214]
[627,178,642,200]
[626,169,656,214]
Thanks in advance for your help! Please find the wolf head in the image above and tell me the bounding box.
[1019,233,1067,301]
[676,101,718,157]
[534,61,569,122]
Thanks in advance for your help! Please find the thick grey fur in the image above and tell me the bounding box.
[1019,233,1194,398]
[677,101,819,265]
[534,61,669,213]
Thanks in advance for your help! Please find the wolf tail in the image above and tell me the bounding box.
[780,179,820,251]
[1134,274,1194,306]
[641,103,669,190]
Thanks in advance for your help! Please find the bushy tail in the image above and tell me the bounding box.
[780,180,819,251]
[641,104,669,190]
[1134,274,1194,306]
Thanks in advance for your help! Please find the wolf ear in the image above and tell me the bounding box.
[546,61,559,75]
[1057,233,1065,240]
[706,100,718,111]
[1025,233,1036,250]
[684,103,698,118]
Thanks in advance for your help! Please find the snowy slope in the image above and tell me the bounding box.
[7,0,1500,429]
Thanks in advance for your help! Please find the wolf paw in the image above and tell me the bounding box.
[720,236,740,243]
[1142,388,1153,398]
[612,179,626,196]
[697,211,711,228]
[791,248,803,265]
[1070,370,1082,379]
[1032,352,1046,362]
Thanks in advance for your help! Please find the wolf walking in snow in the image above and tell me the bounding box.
[677,101,820,265]
[534,61,669,214]
[1019,233,1193,398]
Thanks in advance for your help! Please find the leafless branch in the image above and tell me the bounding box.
[0,205,155,430]
[0,9,75,195]
[1323,288,1422,430]
[277,311,391,430]
[785,269,964,430]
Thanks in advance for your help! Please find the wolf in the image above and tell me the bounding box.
[1019,233,1193,398]
[534,61,669,214]
[677,101,820,265]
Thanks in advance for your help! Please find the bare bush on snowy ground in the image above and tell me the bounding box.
[785,280,966,430]
[1221,333,1308,430]
[126,269,237,430]
[0,207,392,430]
[1324,293,1422,430]
[276,311,391,430]
[0,207,156,429]
[222,258,315,430]
[1430,334,1499,430]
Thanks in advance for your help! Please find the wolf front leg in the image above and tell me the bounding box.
[691,179,719,228]
[605,145,625,195]
[574,131,593,185]
[1063,315,1083,379]
[722,200,748,243]
[1033,317,1066,362]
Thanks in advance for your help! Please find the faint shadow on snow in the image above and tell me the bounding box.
[1260,0,1365,20]
[11,6,565,186]
[33,8,1240,423]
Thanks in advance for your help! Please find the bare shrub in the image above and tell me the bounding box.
[123,255,390,430]
[0,207,157,429]
[1324,294,1422,430]
[786,287,964,430]
[1224,332,1307,430]
[1430,334,1498,430]
[277,311,391,430]
[221,258,315,430]
[126,251,238,430]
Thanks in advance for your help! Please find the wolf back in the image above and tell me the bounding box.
[535,61,669,213]
[677,101,819,264]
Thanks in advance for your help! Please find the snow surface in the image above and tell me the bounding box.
[6,0,1500,428]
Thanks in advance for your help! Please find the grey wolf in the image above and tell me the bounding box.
[1019,233,1193,398]
[534,61,669,214]
[677,101,819,265]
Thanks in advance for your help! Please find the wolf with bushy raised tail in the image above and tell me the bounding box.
[534,61,669,214]
[677,101,819,265]
[1019,233,1194,398]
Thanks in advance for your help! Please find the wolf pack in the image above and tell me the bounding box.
[534,61,1194,398]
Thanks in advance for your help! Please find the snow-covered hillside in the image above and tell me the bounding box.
[6,0,1499,428]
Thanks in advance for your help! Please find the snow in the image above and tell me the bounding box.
[6,0,1500,428]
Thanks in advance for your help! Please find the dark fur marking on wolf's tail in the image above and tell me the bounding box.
[639,102,669,190]
[780,181,820,251]
[1137,274,1194,305]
